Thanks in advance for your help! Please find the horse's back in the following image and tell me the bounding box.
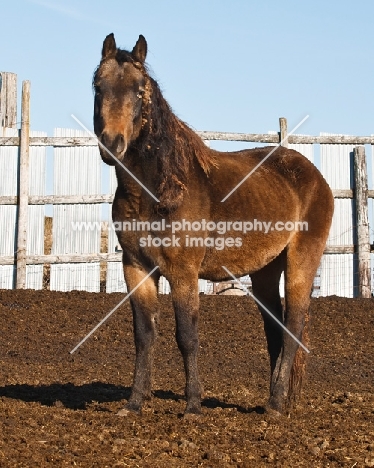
[211,145,333,210]
[218,146,325,186]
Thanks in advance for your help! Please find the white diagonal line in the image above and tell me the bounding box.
[71,114,159,203]
[70,265,159,354]
[221,266,310,353]
[221,115,309,202]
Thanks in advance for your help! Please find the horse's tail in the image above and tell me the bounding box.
[286,309,310,413]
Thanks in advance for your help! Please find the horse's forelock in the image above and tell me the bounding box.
[115,49,133,64]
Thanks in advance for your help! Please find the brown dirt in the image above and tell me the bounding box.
[0,290,373,467]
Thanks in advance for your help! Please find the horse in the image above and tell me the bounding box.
[93,33,334,417]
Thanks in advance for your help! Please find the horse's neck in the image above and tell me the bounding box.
[115,150,158,200]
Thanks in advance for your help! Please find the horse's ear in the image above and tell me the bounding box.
[132,35,147,63]
[102,33,116,59]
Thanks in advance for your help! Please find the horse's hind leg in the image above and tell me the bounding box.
[251,251,285,399]
[267,233,323,414]
[168,270,202,415]
[118,265,159,415]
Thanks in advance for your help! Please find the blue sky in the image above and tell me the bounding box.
[1,0,374,141]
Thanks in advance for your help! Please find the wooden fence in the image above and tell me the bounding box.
[0,73,373,297]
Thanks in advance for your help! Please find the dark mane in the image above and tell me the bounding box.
[129,60,217,213]
[94,45,217,214]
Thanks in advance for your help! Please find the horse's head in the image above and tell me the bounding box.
[93,34,148,165]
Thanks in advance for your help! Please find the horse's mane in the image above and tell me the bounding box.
[136,76,217,213]
[93,48,217,214]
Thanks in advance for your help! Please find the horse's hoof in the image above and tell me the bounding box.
[265,405,282,418]
[183,401,202,420]
[117,403,141,417]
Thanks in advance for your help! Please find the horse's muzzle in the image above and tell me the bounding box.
[99,132,127,163]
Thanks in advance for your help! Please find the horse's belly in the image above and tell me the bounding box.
[199,230,290,280]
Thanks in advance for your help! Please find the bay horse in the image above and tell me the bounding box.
[93,33,334,416]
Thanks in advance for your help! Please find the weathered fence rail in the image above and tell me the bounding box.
[0,73,373,296]
[2,134,374,147]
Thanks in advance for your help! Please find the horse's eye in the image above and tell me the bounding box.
[137,89,144,99]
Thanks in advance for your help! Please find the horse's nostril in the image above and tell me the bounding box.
[113,134,126,154]
[116,134,125,154]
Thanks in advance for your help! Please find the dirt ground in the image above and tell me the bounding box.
[0,290,373,467]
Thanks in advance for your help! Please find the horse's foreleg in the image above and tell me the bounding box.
[119,265,159,415]
[170,276,201,415]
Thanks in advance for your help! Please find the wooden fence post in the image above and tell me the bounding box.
[279,117,288,148]
[0,72,17,131]
[353,146,371,298]
[16,80,31,289]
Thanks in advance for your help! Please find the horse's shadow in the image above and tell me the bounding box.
[152,390,264,414]
[201,396,265,415]
[0,382,131,410]
[0,383,265,414]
